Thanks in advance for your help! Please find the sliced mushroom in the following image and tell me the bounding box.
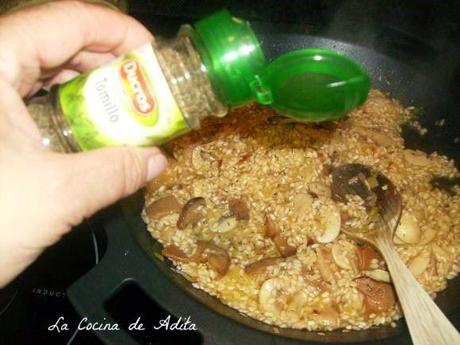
[146,195,182,219]
[195,241,230,277]
[354,126,396,147]
[310,305,340,327]
[264,216,297,257]
[306,277,330,292]
[308,182,331,198]
[403,149,431,167]
[259,278,283,314]
[316,246,335,283]
[208,253,231,277]
[228,198,250,220]
[287,290,310,314]
[244,257,283,275]
[408,250,431,276]
[238,152,252,164]
[393,235,407,245]
[177,197,206,229]
[355,277,395,314]
[349,290,365,312]
[331,242,356,270]
[293,193,314,214]
[265,216,280,239]
[419,228,437,245]
[363,269,391,283]
[211,216,238,233]
[191,146,220,172]
[316,204,341,243]
[302,266,330,291]
[162,244,191,263]
[356,246,382,271]
[273,234,297,257]
[394,211,421,244]
[331,164,381,209]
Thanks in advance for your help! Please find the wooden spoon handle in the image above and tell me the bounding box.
[377,237,460,345]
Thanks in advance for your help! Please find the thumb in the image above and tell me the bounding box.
[55,146,167,226]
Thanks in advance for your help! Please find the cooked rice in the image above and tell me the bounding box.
[143,89,460,331]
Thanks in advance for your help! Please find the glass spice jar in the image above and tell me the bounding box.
[27,10,370,153]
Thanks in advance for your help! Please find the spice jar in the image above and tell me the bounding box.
[28,10,370,153]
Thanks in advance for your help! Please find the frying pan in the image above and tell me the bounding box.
[67,8,460,345]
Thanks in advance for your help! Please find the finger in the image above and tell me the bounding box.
[0,0,153,95]
[30,51,115,95]
[41,69,81,90]
[0,76,42,145]
[52,146,167,227]
[67,50,117,71]
[40,51,117,80]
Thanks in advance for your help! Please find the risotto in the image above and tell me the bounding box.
[142,90,460,331]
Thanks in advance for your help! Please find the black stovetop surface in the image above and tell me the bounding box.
[0,219,203,345]
[0,221,105,345]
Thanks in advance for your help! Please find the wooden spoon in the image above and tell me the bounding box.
[332,164,460,345]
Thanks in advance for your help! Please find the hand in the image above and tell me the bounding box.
[0,1,167,287]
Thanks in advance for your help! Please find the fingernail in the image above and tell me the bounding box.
[147,153,168,180]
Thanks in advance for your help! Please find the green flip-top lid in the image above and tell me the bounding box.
[194,10,371,121]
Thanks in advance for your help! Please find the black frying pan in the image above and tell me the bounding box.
[67,15,460,345]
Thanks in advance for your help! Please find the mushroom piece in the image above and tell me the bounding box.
[191,146,220,172]
[356,246,382,271]
[258,278,284,314]
[301,265,330,291]
[316,203,341,243]
[211,216,238,233]
[308,182,332,198]
[264,216,297,257]
[393,235,407,245]
[228,198,250,220]
[354,126,396,147]
[265,216,280,239]
[331,242,356,270]
[355,277,396,314]
[349,289,365,313]
[195,241,230,277]
[208,253,231,277]
[287,290,310,315]
[244,257,283,275]
[419,228,437,245]
[162,244,192,263]
[331,164,377,208]
[316,246,335,283]
[310,305,340,328]
[408,250,431,276]
[363,269,391,283]
[177,197,206,229]
[273,234,297,258]
[403,149,431,167]
[394,211,421,244]
[146,195,182,219]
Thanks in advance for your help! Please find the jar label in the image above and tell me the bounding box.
[58,43,189,150]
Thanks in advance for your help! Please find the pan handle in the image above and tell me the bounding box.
[67,211,140,345]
